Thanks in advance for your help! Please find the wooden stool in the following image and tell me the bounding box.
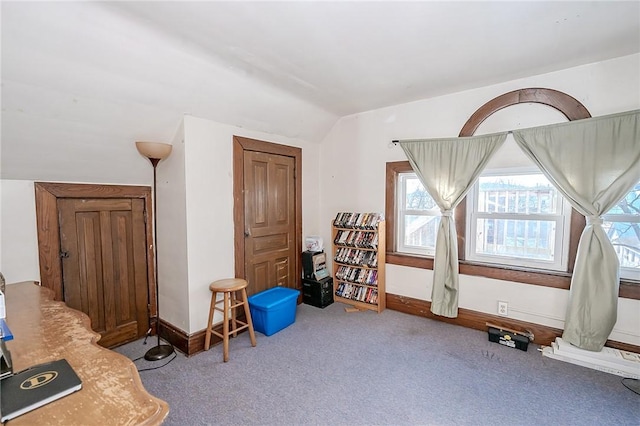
[204,278,257,362]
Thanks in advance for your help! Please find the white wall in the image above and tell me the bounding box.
[319,54,640,346]
[180,115,322,334]
[156,120,190,332]
[0,180,40,284]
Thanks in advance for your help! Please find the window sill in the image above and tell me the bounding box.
[386,251,640,300]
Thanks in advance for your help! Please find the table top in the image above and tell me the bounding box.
[3,281,169,425]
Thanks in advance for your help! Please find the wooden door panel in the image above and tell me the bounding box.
[273,163,292,224]
[58,198,149,348]
[274,257,290,287]
[130,199,150,338]
[112,211,133,326]
[249,261,270,295]
[253,233,288,252]
[100,210,116,334]
[64,205,110,334]
[61,209,106,330]
[68,199,133,212]
[251,160,268,225]
[99,322,138,348]
[109,211,137,331]
[244,151,296,295]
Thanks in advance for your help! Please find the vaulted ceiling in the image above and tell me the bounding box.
[1,1,639,180]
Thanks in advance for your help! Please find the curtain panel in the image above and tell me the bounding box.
[513,110,640,351]
[398,133,507,317]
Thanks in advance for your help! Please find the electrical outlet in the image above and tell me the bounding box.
[497,301,508,316]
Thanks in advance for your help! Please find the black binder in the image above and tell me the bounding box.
[1,358,82,422]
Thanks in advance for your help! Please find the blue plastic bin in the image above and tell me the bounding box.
[248,287,300,336]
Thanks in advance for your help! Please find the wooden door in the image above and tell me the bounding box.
[244,151,297,295]
[58,198,149,348]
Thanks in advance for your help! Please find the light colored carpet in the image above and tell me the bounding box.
[115,301,639,425]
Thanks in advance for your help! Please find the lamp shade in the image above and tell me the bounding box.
[136,141,172,160]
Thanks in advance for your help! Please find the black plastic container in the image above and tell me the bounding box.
[302,277,334,309]
[488,327,529,351]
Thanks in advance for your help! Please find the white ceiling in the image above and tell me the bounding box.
[107,1,640,115]
[1,1,639,180]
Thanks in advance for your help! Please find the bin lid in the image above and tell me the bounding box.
[248,287,300,309]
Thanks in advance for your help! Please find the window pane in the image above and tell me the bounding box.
[404,215,439,249]
[477,174,559,214]
[398,173,441,255]
[475,218,557,261]
[404,177,437,210]
[607,183,640,216]
[604,220,640,270]
[468,171,569,271]
[604,182,640,277]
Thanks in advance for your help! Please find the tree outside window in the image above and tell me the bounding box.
[604,181,640,280]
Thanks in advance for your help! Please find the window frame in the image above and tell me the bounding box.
[396,172,440,256]
[385,160,640,300]
[465,169,572,272]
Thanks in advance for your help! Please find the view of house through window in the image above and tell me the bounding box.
[466,172,571,271]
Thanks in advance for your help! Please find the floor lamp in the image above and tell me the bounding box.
[136,141,175,361]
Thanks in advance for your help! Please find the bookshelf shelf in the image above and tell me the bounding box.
[332,213,385,313]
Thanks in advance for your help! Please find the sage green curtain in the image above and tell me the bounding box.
[513,110,640,351]
[398,133,507,317]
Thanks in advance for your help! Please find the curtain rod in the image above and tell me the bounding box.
[391,131,514,145]
[391,109,638,145]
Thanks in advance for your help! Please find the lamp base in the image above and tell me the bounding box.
[144,344,175,361]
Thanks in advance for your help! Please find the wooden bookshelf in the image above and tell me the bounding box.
[332,213,385,313]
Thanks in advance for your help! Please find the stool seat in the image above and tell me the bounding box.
[204,278,256,362]
[209,278,248,293]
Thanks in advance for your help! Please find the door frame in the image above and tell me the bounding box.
[232,136,302,291]
[34,182,155,311]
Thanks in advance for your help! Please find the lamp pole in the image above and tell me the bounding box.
[136,142,174,361]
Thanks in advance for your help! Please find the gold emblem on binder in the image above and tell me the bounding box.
[20,371,58,390]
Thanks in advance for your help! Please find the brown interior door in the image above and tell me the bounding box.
[58,198,149,348]
[244,150,297,295]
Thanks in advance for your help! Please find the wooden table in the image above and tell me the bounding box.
[3,281,169,425]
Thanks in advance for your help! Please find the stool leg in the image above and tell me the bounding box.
[241,288,257,347]
[222,291,230,362]
[231,290,238,338]
[204,291,217,351]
